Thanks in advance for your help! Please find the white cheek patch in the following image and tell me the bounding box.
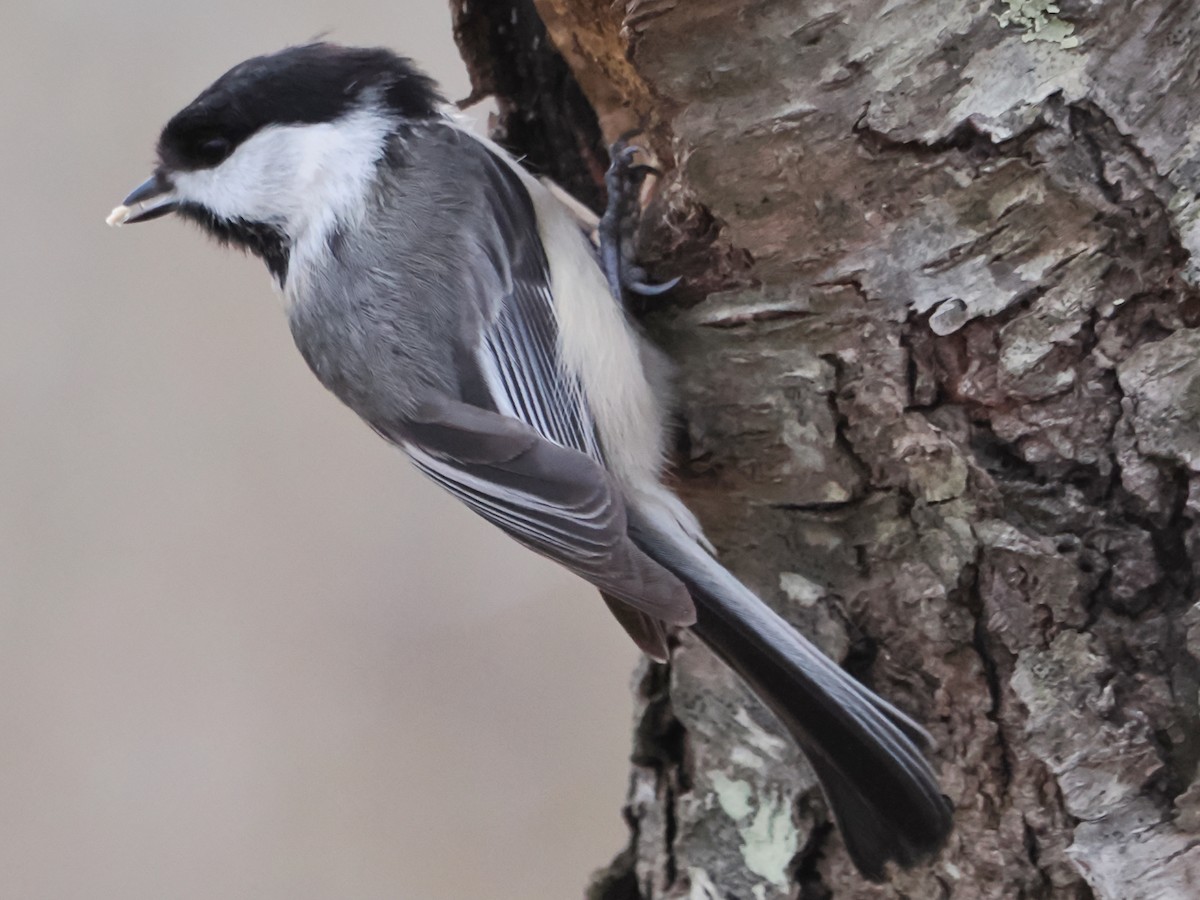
[171,135,294,225]
[171,109,394,244]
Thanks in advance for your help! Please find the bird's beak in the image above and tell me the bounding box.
[106,173,178,226]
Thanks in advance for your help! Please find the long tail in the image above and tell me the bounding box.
[629,502,953,880]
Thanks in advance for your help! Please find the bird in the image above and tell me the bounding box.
[107,42,953,880]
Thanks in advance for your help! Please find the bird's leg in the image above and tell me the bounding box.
[598,138,681,300]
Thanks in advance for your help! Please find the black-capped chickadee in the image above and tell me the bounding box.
[108,43,952,879]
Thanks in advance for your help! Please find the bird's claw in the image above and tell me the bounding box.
[598,139,679,301]
[626,275,681,296]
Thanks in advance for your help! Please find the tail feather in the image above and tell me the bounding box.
[629,503,953,880]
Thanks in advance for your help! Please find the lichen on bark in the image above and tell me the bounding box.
[452,1,1200,897]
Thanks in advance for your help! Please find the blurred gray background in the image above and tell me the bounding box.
[1,3,638,898]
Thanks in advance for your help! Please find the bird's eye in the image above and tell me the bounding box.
[197,137,233,165]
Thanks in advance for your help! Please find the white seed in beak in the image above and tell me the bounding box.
[106,205,133,227]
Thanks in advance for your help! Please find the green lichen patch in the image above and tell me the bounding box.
[995,0,1081,48]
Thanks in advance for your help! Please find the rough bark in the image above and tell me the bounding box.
[451,2,1200,897]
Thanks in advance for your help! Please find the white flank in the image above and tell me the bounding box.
[455,125,671,491]
[525,178,670,484]
[459,125,715,551]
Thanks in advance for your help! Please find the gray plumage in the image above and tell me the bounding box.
[108,43,953,880]
[285,122,695,625]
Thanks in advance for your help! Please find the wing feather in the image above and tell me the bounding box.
[395,399,693,624]
[379,129,693,625]
[465,137,604,462]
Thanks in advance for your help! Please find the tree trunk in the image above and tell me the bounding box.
[450,2,1200,897]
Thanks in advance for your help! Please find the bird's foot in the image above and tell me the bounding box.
[598,137,680,300]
